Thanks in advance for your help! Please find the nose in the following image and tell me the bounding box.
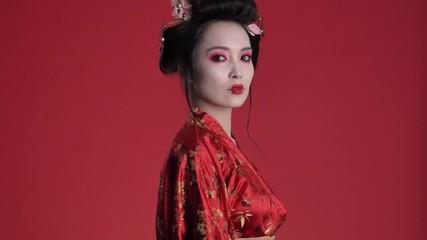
[229,60,243,79]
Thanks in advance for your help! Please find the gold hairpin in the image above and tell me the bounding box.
[159,18,185,42]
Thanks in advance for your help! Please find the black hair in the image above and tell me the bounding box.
[159,0,261,81]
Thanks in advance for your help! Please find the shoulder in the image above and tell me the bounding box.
[165,121,226,171]
[171,121,223,155]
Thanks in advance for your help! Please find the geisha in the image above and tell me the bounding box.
[156,0,286,239]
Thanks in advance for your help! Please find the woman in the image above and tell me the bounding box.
[156,0,286,239]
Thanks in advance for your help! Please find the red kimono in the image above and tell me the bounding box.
[156,106,286,239]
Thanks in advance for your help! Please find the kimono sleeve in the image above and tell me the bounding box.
[156,144,234,240]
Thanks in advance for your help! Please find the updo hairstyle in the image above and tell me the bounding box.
[159,0,262,81]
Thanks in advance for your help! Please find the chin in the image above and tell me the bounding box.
[227,99,247,108]
[209,101,245,109]
[200,95,248,109]
[232,96,250,108]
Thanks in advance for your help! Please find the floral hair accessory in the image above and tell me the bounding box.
[171,0,192,21]
[246,22,263,36]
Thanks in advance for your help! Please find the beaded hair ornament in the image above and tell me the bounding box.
[160,0,264,46]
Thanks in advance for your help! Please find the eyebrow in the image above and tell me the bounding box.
[206,46,253,52]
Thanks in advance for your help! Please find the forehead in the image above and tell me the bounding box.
[197,21,251,50]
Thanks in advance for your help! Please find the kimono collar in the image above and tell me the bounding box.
[189,105,235,144]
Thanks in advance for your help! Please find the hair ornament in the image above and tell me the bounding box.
[246,22,263,36]
[165,0,264,37]
[171,0,192,21]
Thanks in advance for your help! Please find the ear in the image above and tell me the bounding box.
[186,70,196,84]
[178,64,195,83]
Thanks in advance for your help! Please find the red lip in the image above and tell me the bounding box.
[230,84,244,94]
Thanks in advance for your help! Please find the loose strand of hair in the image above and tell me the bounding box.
[246,86,266,163]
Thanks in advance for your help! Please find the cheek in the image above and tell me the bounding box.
[196,64,228,86]
[245,65,255,82]
[192,67,221,95]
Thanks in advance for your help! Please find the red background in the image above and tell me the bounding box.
[1,0,426,239]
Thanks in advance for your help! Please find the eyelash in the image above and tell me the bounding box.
[211,55,227,62]
[210,54,252,62]
[241,54,252,62]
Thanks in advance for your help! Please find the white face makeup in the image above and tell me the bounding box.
[190,20,254,110]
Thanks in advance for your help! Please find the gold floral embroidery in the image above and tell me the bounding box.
[216,150,224,164]
[189,148,199,158]
[196,221,207,236]
[189,158,200,171]
[188,145,202,171]
[264,221,275,234]
[175,143,182,152]
[241,197,250,206]
[206,189,217,198]
[264,213,275,234]
[231,210,253,228]
[176,180,185,196]
[194,118,207,127]
[196,208,208,236]
[212,207,224,218]
[236,167,243,177]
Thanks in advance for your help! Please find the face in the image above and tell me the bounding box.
[189,21,254,110]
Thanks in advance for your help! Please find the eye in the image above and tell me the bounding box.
[241,54,252,62]
[211,55,227,62]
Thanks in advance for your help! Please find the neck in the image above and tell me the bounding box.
[187,82,234,140]
[207,106,232,137]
